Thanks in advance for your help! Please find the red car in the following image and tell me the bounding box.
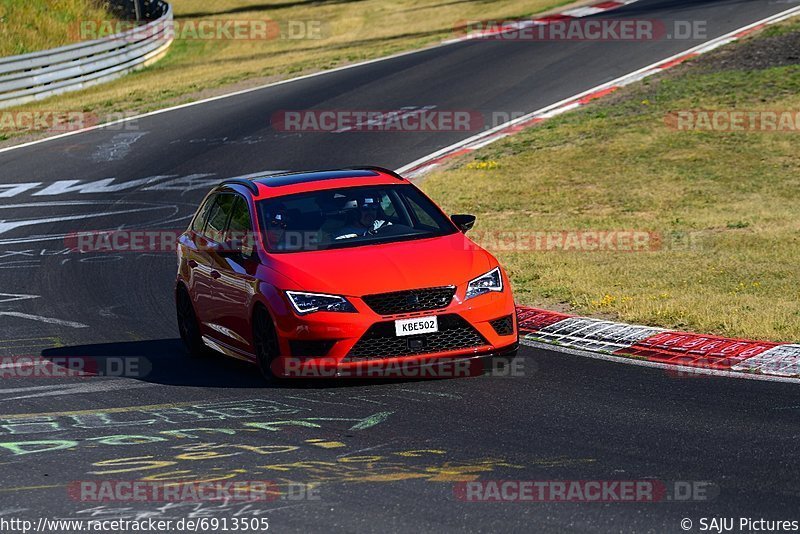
[175,167,517,380]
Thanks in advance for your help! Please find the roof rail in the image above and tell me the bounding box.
[220,178,259,194]
[347,166,406,181]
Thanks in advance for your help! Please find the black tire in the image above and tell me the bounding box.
[176,286,208,358]
[253,306,280,382]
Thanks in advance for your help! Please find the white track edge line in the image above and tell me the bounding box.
[0,1,642,156]
[396,4,800,175]
[0,40,473,155]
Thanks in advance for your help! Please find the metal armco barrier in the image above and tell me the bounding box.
[0,1,173,109]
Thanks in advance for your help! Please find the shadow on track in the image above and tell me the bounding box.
[40,339,470,389]
[41,339,268,388]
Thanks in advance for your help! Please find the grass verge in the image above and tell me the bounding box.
[0,0,114,56]
[421,20,800,342]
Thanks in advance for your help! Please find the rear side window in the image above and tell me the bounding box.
[227,195,255,256]
[228,196,252,234]
[191,194,216,233]
[205,194,236,243]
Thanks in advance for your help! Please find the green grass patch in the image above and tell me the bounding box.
[421,24,800,342]
[0,0,114,56]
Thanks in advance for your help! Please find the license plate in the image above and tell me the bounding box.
[395,316,438,337]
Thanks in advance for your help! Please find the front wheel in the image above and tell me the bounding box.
[176,286,207,358]
[253,307,280,381]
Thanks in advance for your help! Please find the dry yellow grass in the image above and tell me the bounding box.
[0,0,113,56]
[0,0,572,140]
[421,24,800,342]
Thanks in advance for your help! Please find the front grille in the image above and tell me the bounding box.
[362,286,456,315]
[490,315,515,336]
[346,314,487,360]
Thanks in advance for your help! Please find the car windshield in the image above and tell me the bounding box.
[257,184,458,252]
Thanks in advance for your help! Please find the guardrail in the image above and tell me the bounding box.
[0,1,173,110]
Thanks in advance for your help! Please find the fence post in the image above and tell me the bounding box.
[133,0,144,21]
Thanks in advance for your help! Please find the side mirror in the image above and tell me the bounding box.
[451,214,476,233]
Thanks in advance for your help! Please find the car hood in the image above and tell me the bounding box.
[265,232,494,296]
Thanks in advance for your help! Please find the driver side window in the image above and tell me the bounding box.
[380,194,399,222]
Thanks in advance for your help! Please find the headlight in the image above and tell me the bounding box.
[465,267,504,300]
[286,291,357,315]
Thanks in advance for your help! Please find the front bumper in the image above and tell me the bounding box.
[274,341,519,379]
[269,287,518,379]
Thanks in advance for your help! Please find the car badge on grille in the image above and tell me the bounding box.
[406,294,420,306]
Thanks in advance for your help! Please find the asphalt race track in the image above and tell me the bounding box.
[0,1,798,531]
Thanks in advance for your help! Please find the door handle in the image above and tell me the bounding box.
[187,260,198,268]
[210,270,221,279]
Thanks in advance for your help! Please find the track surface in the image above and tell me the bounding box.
[0,1,798,532]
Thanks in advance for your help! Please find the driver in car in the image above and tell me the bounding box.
[334,196,392,240]
[265,204,289,250]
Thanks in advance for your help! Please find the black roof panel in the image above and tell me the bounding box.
[254,169,379,187]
